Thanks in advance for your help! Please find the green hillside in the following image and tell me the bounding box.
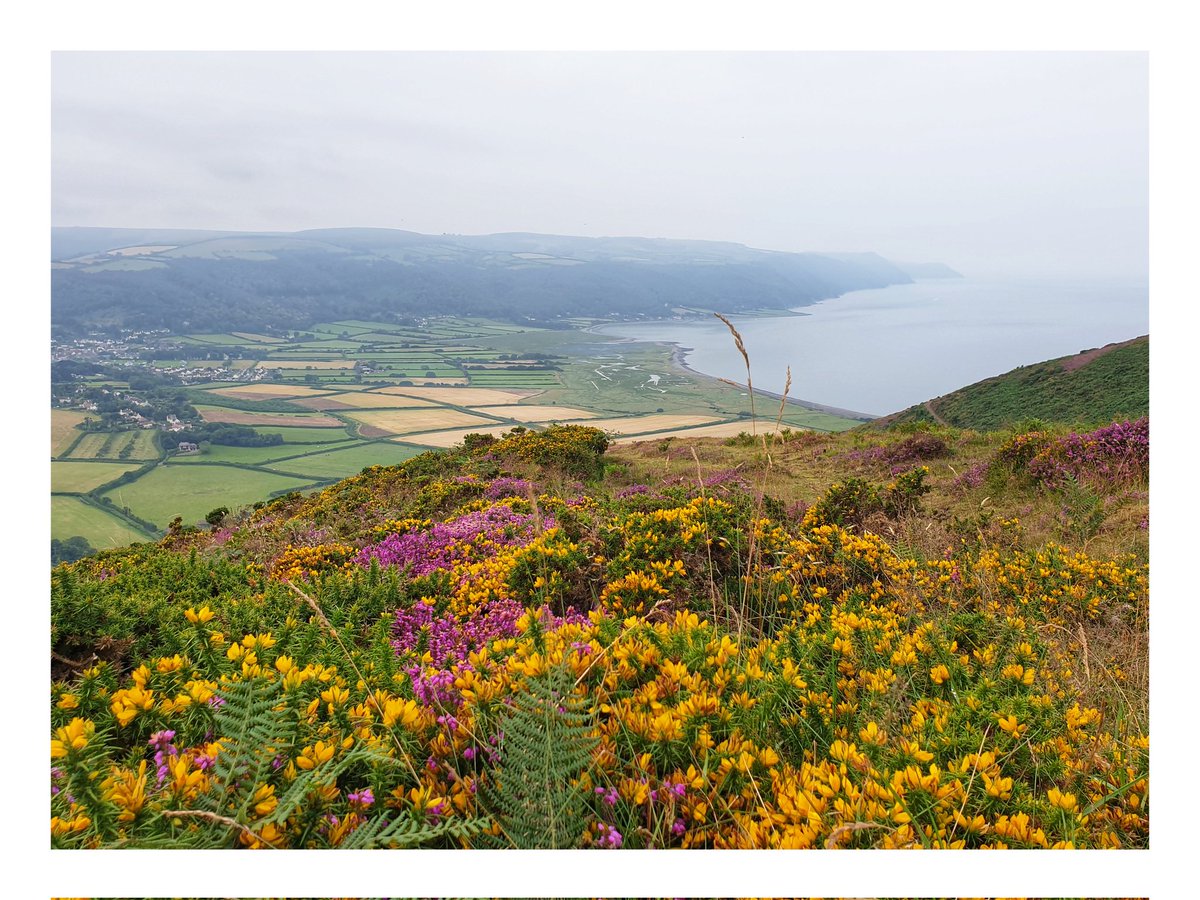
[881,336,1148,431]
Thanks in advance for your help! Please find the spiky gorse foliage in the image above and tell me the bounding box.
[51,425,1148,848]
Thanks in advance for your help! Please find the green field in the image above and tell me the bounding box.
[253,425,357,443]
[51,496,154,548]
[265,441,424,478]
[101,465,319,528]
[51,461,144,493]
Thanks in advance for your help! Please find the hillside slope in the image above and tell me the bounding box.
[50,421,1148,849]
[878,336,1148,431]
[51,227,922,336]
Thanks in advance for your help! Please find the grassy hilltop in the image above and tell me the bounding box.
[881,336,1149,431]
[51,410,1148,849]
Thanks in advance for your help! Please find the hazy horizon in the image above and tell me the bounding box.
[52,52,1147,282]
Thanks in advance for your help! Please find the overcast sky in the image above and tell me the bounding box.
[51,52,1147,279]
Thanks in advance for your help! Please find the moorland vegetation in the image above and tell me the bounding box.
[50,406,1149,849]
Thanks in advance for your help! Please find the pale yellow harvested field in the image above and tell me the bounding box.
[231,332,285,343]
[482,405,597,422]
[395,425,520,448]
[290,392,439,411]
[371,386,539,405]
[197,407,344,427]
[610,419,787,443]
[585,414,721,436]
[346,408,500,436]
[267,359,358,369]
[229,359,260,370]
[51,409,89,456]
[208,384,335,400]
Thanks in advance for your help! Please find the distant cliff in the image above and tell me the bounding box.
[893,261,963,279]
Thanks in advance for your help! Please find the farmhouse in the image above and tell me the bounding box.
[176,441,199,454]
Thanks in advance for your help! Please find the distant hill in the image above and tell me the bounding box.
[878,335,1148,430]
[50,226,926,336]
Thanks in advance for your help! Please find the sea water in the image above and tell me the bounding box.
[599,277,1149,417]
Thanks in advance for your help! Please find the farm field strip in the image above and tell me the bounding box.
[475,404,598,422]
[260,358,360,369]
[195,406,345,428]
[288,392,439,411]
[390,424,527,448]
[250,425,356,442]
[369,385,540,405]
[205,383,338,400]
[344,407,503,436]
[578,413,722,435]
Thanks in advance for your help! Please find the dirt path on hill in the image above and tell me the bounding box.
[924,400,950,426]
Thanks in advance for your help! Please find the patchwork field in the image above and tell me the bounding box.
[101,465,318,529]
[50,496,153,547]
[51,461,144,493]
[207,383,336,400]
[196,406,344,427]
[371,386,540,405]
[393,424,523,448]
[580,413,722,436]
[51,409,89,456]
[477,404,597,422]
[345,407,501,437]
[288,392,438,411]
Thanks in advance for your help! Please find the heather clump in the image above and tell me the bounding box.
[995,419,1148,490]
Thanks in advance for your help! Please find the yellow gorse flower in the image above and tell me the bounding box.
[51,718,94,758]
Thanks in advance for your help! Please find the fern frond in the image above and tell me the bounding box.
[204,678,297,825]
[339,811,490,849]
[480,665,597,848]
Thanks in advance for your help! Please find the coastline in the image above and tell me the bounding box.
[663,341,876,422]
[585,320,875,422]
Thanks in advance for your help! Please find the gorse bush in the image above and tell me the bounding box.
[50,420,1149,849]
